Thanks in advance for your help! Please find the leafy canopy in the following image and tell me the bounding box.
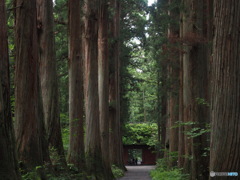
[122,123,157,146]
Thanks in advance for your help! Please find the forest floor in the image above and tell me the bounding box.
[118,165,155,180]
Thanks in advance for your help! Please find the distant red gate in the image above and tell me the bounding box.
[123,144,156,165]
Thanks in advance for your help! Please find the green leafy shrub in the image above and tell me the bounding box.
[62,127,70,151]
[111,165,124,179]
[22,171,40,180]
[122,123,157,146]
[150,159,189,180]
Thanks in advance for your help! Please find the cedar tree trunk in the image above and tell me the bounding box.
[210,0,240,178]
[37,0,66,165]
[84,0,106,178]
[98,0,114,178]
[0,0,20,178]
[109,0,125,169]
[15,0,50,168]
[68,0,85,169]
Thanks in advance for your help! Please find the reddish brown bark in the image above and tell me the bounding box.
[67,0,85,169]
[181,0,210,178]
[0,0,20,178]
[37,0,66,165]
[15,0,50,168]
[109,0,125,170]
[98,0,114,178]
[167,0,179,167]
[210,0,240,177]
[84,1,106,178]
[178,13,185,167]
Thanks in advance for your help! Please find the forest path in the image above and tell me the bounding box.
[118,165,155,180]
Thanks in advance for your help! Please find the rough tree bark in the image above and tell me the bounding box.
[84,0,106,178]
[109,0,125,170]
[167,0,179,167]
[37,0,66,165]
[178,23,185,167]
[0,0,20,178]
[68,0,85,169]
[210,0,240,178]
[15,0,50,168]
[182,0,210,178]
[98,0,114,178]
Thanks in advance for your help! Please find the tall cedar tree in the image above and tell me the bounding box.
[68,0,85,169]
[15,0,50,168]
[0,0,20,179]
[178,8,184,167]
[37,0,66,165]
[98,0,114,178]
[210,0,240,176]
[84,0,106,178]
[167,0,179,167]
[180,0,211,178]
[109,0,125,169]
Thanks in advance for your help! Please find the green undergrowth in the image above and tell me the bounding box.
[111,165,124,179]
[20,163,87,180]
[21,165,87,180]
[150,159,189,180]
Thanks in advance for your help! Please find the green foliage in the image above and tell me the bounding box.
[195,97,210,106]
[185,126,210,139]
[172,121,210,139]
[111,165,124,179]
[150,159,189,180]
[60,113,69,126]
[122,123,157,145]
[49,147,61,165]
[20,165,44,180]
[62,127,70,152]
[21,171,40,180]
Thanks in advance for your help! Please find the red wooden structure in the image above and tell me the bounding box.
[123,144,156,165]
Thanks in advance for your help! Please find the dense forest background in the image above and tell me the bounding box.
[0,0,239,179]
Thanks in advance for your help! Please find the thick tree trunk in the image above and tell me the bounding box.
[37,0,66,165]
[210,0,240,178]
[84,1,106,178]
[182,1,194,175]
[0,1,20,179]
[68,0,85,169]
[156,70,161,159]
[178,12,185,168]
[109,0,125,170]
[182,0,210,178]
[161,95,167,158]
[167,0,179,167]
[98,0,114,178]
[159,61,167,159]
[15,0,50,168]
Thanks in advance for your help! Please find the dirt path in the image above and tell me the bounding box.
[117,165,155,180]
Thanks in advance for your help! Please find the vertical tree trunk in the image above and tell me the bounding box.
[37,0,66,165]
[161,95,167,158]
[0,0,20,178]
[167,0,179,167]
[68,0,85,169]
[109,0,125,169]
[210,0,240,177]
[182,0,210,178]
[15,0,50,168]
[156,70,162,159]
[182,1,194,174]
[159,59,167,159]
[178,12,185,168]
[98,0,114,178]
[84,0,106,178]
